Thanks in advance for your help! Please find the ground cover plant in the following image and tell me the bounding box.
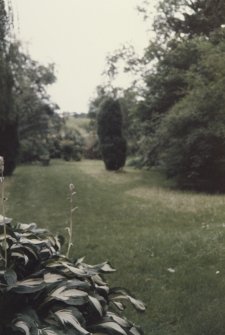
[5,159,225,335]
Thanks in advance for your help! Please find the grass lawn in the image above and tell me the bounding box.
[5,159,225,335]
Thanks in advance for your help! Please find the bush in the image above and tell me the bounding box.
[100,136,127,171]
[97,97,127,170]
[60,129,83,162]
[83,133,101,160]
[157,84,225,192]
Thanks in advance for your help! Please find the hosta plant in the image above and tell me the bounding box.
[0,220,145,335]
[0,161,145,335]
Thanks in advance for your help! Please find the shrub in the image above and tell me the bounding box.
[97,97,127,171]
[83,133,101,160]
[60,129,83,162]
[157,78,225,192]
[0,158,145,334]
[100,136,127,171]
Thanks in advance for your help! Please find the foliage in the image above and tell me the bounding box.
[97,97,127,170]
[154,34,225,191]
[84,133,101,160]
[0,1,18,176]
[9,42,60,165]
[0,220,144,335]
[60,128,84,162]
[138,0,225,40]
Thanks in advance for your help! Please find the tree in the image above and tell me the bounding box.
[153,33,225,191]
[139,0,225,40]
[0,0,19,175]
[97,97,127,170]
[9,42,60,163]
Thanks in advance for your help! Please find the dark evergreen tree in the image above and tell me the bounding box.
[97,97,127,170]
[0,0,19,175]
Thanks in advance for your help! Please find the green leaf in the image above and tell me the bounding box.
[43,272,65,284]
[4,268,17,285]
[90,321,127,335]
[54,309,89,334]
[11,277,45,293]
[107,312,129,328]
[14,320,30,335]
[129,327,143,335]
[109,288,145,312]
[48,285,88,306]
[89,295,103,317]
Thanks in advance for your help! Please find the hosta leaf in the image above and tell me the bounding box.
[107,312,130,328]
[48,285,88,306]
[78,261,116,276]
[129,327,143,335]
[4,268,17,285]
[11,244,39,260]
[20,237,49,245]
[54,309,89,334]
[111,301,125,311]
[12,277,45,293]
[92,274,107,286]
[75,256,85,266]
[90,322,127,335]
[44,272,65,283]
[127,296,145,312]
[61,262,87,277]
[11,251,29,265]
[0,215,12,224]
[89,295,103,316]
[110,289,145,312]
[14,320,30,335]
[16,223,37,231]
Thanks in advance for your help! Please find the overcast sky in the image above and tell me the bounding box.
[11,0,156,114]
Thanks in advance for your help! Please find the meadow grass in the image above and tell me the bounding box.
[5,159,225,335]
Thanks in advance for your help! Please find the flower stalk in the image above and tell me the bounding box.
[66,183,77,258]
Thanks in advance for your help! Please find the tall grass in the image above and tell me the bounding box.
[5,159,225,335]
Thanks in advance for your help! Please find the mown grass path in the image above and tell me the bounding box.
[5,159,225,335]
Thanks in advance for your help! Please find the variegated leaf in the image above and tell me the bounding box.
[12,277,45,293]
[61,262,87,277]
[11,251,29,265]
[16,222,37,230]
[89,295,103,316]
[90,321,127,335]
[111,301,125,311]
[14,320,30,335]
[107,312,130,328]
[44,272,65,283]
[48,285,88,306]
[129,326,143,335]
[55,309,89,334]
[110,289,145,312]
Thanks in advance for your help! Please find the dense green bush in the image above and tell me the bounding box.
[97,97,127,170]
[19,137,49,163]
[84,134,101,160]
[157,49,225,192]
[60,129,83,162]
